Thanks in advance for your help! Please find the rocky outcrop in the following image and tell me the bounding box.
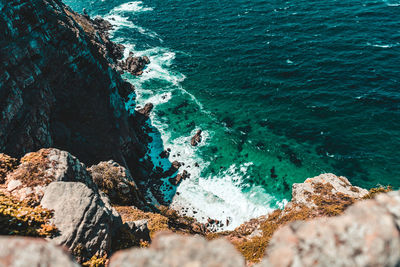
[0,236,79,267]
[109,233,245,267]
[118,52,150,76]
[0,0,152,182]
[289,173,368,208]
[41,181,122,263]
[5,148,95,203]
[259,190,400,267]
[89,160,146,207]
[191,129,202,146]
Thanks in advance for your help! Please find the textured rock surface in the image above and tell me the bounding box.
[5,148,95,202]
[40,181,122,262]
[0,0,152,182]
[109,233,245,267]
[259,190,400,267]
[0,236,79,267]
[290,173,368,208]
[89,160,146,206]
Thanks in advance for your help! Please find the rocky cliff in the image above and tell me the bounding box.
[1,0,400,267]
[0,0,152,181]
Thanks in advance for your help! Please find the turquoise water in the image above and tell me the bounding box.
[65,0,400,228]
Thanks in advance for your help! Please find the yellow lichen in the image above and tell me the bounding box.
[0,192,57,237]
[82,254,107,267]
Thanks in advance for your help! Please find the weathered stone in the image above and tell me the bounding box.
[89,160,146,206]
[0,236,79,267]
[40,182,122,262]
[109,233,245,267]
[5,148,95,203]
[258,190,400,267]
[290,173,368,208]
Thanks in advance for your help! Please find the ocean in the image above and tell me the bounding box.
[65,0,400,229]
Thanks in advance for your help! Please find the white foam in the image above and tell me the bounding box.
[113,1,153,13]
[102,3,287,231]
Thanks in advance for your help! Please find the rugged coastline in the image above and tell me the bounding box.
[1,0,400,266]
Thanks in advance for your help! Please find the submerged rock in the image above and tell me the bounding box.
[259,190,400,267]
[109,233,245,267]
[0,236,79,267]
[41,182,122,263]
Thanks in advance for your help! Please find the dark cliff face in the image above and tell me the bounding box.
[0,0,151,179]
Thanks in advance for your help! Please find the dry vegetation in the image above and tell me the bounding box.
[0,192,57,237]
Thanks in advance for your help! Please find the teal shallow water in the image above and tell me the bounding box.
[66,0,400,228]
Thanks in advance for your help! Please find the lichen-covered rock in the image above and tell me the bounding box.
[0,236,79,267]
[109,233,245,267]
[258,190,400,267]
[5,148,95,203]
[40,181,122,263]
[88,160,146,206]
[0,153,18,183]
[290,173,368,208]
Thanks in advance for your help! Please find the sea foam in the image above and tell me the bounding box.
[104,1,285,230]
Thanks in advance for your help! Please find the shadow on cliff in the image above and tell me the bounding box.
[132,104,181,207]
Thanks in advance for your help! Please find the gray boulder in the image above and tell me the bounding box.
[109,233,245,267]
[0,236,79,267]
[40,181,122,262]
[258,190,400,267]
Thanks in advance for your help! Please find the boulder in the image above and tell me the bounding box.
[191,130,202,146]
[169,170,190,186]
[109,233,245,267]
[0,236,79,267]
[5,148,95,203]
[89,160,146,206]
[290,173,368,208]
[258,190,400,267]
[40,182,122,262]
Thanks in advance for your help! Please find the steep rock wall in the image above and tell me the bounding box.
[0,0,151,180]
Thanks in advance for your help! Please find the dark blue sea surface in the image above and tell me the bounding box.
[66,0,400,228]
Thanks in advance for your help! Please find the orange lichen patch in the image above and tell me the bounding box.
[15,149,53,188]
[362,186,393,199]
[114,205,203,240]
[0,192,57,237]
[0,154,19,183]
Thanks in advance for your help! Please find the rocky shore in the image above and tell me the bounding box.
[1,0,400,266]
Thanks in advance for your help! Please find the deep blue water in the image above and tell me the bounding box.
[65,0,400,228]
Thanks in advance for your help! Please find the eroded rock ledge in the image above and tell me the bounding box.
[0,150,398,267]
